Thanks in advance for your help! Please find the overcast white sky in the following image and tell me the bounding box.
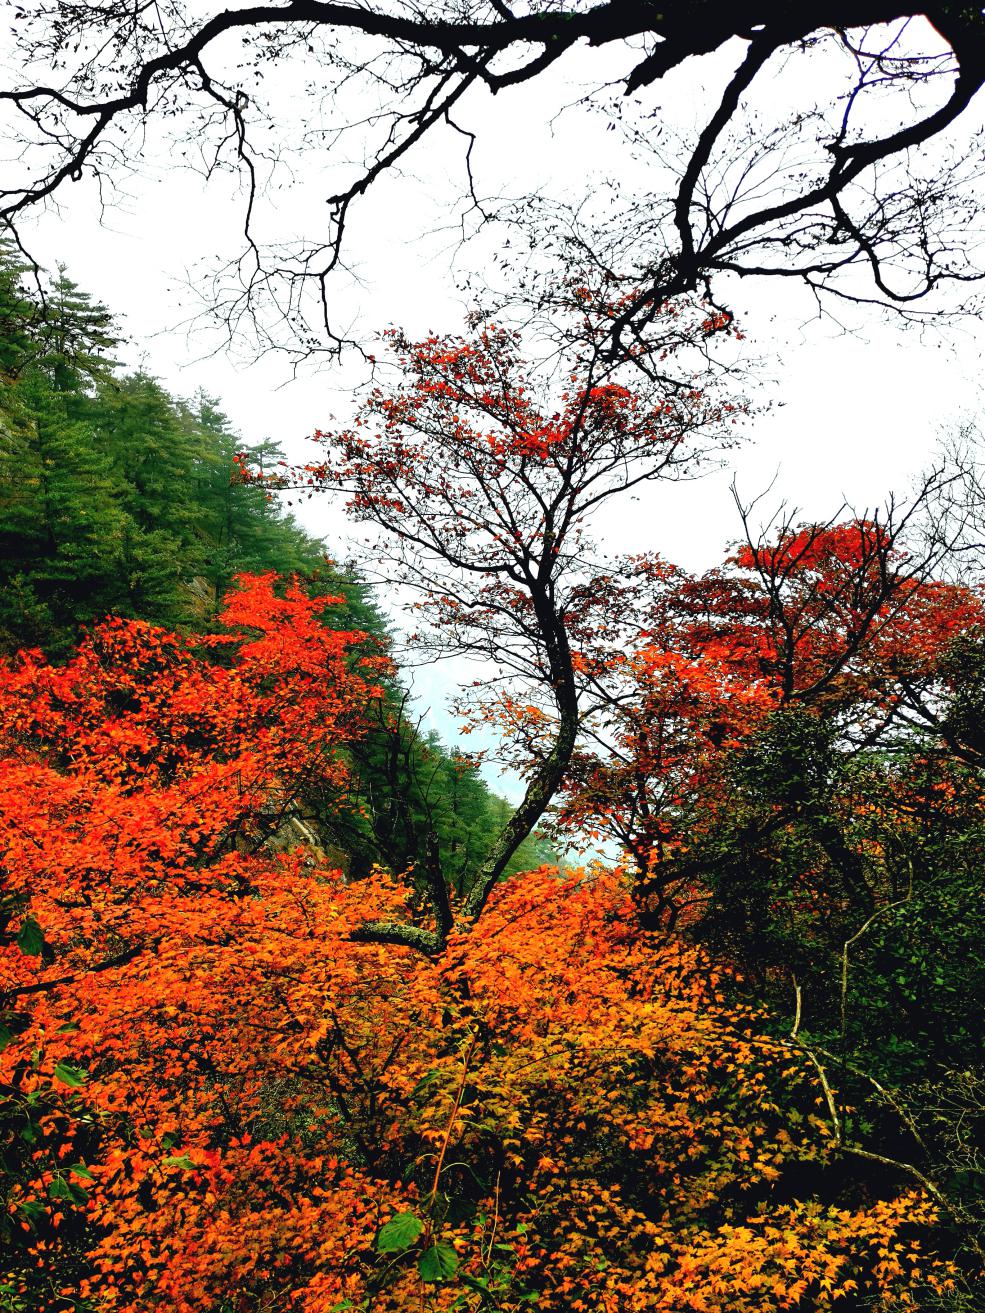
[7,24,984,782]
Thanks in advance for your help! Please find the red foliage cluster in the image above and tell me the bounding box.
[560,523,983,907]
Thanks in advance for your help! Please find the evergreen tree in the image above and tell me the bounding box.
[36,267,118,394]
[0,238,38,378]
[0,271,127,650]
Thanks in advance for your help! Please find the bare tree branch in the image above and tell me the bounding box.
[1,2,984,358]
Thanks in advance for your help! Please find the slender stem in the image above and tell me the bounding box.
[789,973,802,1040]
[425,1031,480,1220]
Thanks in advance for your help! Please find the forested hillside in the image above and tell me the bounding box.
[0,246,551,878]
[0,256,983,1312]
[0,248,357,653]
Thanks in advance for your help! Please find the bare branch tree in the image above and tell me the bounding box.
[2,3,985,357]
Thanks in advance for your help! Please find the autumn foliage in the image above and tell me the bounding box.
[0,573,966,1311]
[559,521,983,917]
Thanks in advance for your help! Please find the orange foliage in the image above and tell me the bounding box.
[0,580,956,1311]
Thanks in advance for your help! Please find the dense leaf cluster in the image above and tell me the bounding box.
[0,590,961,1312]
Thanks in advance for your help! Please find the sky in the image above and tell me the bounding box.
[5,19,984,783]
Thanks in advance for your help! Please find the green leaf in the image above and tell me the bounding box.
[410,1068,442,1099]
[16,915,43,957]
[70,1162,95,1182]
[52,1061,87,1089]
[48,1176,74,1201]
[460,1274,494,1300]
[0,1024,12,1054]
[376,1211,424,1254]
[16,1199,46,1229]
[56,1021,79,1035]
[418,1243,459,1283]
[162,1153,196,1170]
